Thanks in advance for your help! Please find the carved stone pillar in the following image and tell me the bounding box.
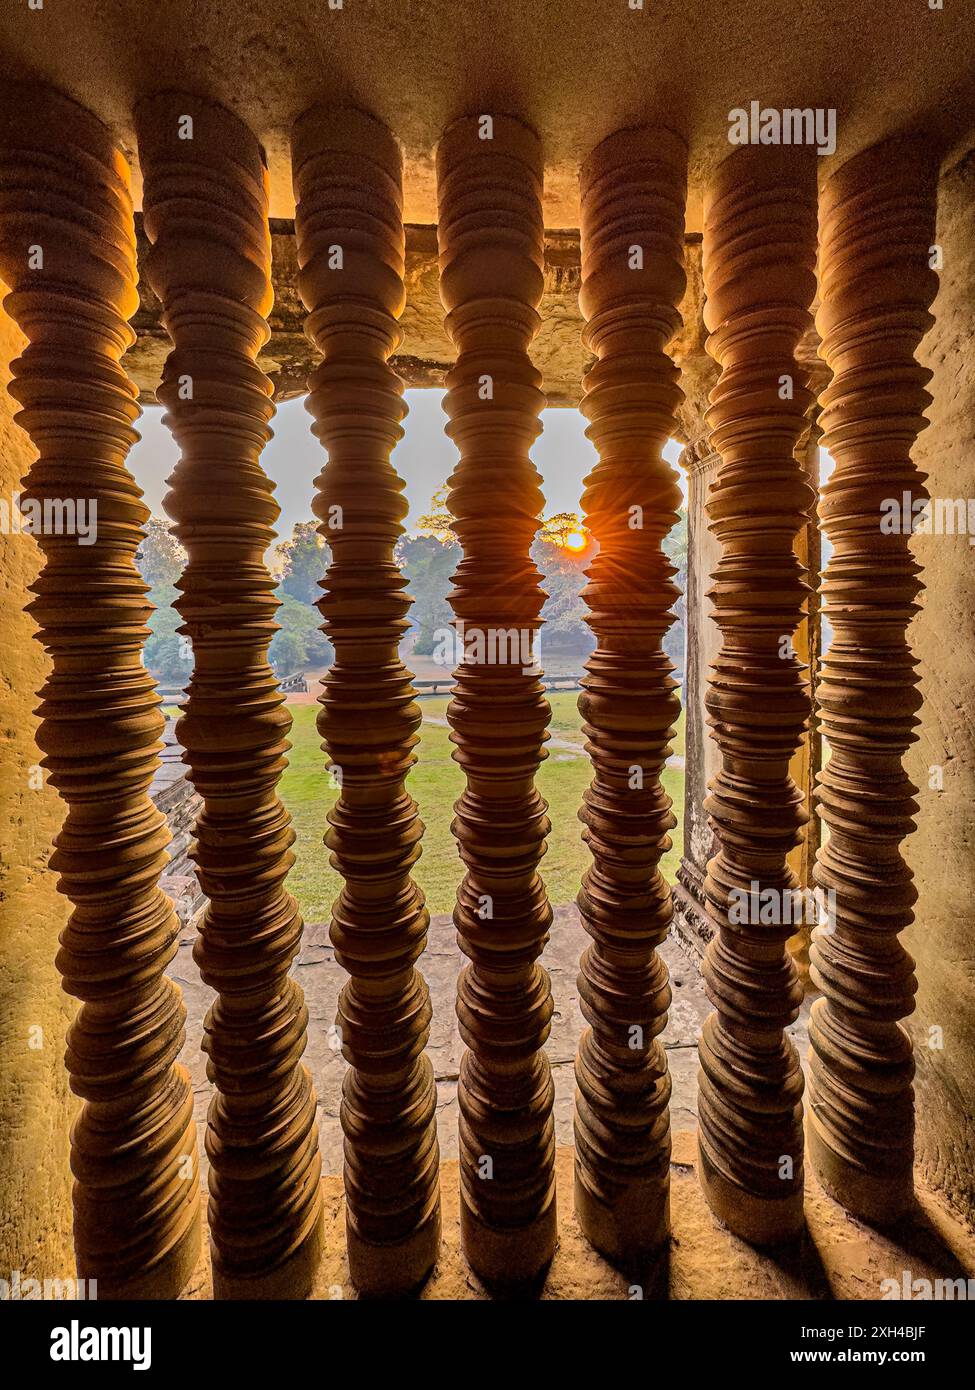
[697,146,817,1244]
[0,85,201,1296]
[808,139,938,1224]
[436,114,556,1287]
[291,105,441,1295]
[572,126,686,1272]
[136,93,323,1298]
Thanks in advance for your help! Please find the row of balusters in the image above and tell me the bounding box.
[0,83,937,1297]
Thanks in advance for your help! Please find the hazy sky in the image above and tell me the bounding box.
[129,389,686,543]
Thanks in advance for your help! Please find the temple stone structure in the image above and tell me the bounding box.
[909,140,975,1222]
[1,0,974,1301]
[0,276,77,1279]
[671,439,722,959]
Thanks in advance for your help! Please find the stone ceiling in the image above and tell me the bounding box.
[3,1,973,228]
[4,1,968,428]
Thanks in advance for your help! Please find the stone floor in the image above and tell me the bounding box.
[172,908,975,1299]
[179,1138,975,1300]
[171,901,812,1177]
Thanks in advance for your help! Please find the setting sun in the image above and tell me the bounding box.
[563,530,587,552]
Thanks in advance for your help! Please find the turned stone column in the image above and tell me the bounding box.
[572,126,686,1273]
[808,139,938,1224]
[436,114,556,1288]
[291,105,441,1296]
[697,146,817,1244]
[136,94,323,1298]
[0,85,201,1296]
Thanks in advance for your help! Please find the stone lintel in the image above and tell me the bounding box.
[129,221,740,437]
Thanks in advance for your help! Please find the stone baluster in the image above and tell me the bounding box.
[0,85,201,1296]
[697,146,817,1244]
[808,139,938,1224]
[135,93,323,1298]
[436,114,556,1288]
[291,105,441,1295]
[573,126,687,1272]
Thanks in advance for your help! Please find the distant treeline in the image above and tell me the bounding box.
[137,506,688,687]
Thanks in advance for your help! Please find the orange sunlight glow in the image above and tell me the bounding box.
[563,530,587,552]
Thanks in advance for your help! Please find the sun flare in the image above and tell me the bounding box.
[563,530,587,552]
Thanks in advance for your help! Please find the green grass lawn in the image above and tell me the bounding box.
[280,690,685,923]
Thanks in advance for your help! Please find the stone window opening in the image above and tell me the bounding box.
[1,51,973,1310]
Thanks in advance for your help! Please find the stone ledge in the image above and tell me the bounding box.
[128,221,722,434]
[180,1135,975,1300]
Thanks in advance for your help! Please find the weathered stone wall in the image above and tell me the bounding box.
[128,223,712,439]
[0,298,75,1277]
[906,140,975,1225]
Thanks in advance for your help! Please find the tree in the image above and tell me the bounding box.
[269,591,334,672]
[144,581,191,686]
[539,511,584,548]
[663,507,689,592]
[663,508,689,677]
[532,535,593,656]
[305,627,332,665]
[416,484,456,542]
[274,521,329,605]
[136,516,185,589]
[268,629,305,676]
[395,532,459,654]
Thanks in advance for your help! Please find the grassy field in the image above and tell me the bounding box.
[279,690,685,923]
